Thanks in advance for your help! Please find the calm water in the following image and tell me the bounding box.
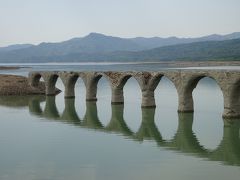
[0,63,240,180]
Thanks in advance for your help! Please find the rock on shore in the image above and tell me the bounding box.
[0,74,61,95]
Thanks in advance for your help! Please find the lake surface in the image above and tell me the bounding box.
[0,63,240,180]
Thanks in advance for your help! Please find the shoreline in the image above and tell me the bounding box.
[0,61,240,70]
[0,66,21,70]
[166,61,240,67]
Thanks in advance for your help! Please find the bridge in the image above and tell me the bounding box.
[29,70,240,118]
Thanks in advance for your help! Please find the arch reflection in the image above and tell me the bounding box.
[105,104,133,137]
[135,108,163,143]
[43,96,60,119]
[164,113,207,156]
[1,96,239,166]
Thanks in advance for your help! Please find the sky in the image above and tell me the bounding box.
[0,0,240,47]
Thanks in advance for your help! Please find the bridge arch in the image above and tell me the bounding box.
[140,72,179,108]
[178,73,224,113]
[102,72,143,105]
[148,73,167,90]
[115,72,161,107]
[29,72,44,87]
[150,73,179,98]
[152,73,179,140]
[122,75,142,132]
[193,76,224,111]
[59,72,86,98]
[116,74,134,88]
[95,74,112,126]
[193,77,224,150]
[184,75,223,94]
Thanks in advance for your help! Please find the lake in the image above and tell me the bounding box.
[0,63,239,180]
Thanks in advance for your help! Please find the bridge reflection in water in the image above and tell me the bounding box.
[1,95,239,167]
[28,96,240,166]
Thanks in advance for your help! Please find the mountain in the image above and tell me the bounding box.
[1,38,240,62]
[124,38,240,61]
[0,44,33,52]
[0,32,240,62]
[63,33,145,52]
[131,32,240,49]
[0,33,145,62]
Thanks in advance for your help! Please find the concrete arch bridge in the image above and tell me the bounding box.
[29,70,240,118]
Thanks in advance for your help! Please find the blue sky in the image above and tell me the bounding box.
[0,0,240,46]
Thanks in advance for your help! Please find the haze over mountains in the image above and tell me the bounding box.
[0,32,240,63]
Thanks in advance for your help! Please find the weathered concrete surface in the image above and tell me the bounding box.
[29,70,240,118]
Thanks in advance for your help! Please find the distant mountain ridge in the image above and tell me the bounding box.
[125,38,240,61]
[0,44,34,52]
[0,32,240,62]
[131,32,240,49]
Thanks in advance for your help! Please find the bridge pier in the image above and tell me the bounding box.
[45,81,57,96]
[223,102,240,119]
[86,86,98,101]
[222,88,240,118]
[42,73,59,96]
[177,89,194,113]
[111,88,124,104]
[60,73,79,98]
[141,90,156,108]
[64,84,75,98]
[85,73,101,101]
